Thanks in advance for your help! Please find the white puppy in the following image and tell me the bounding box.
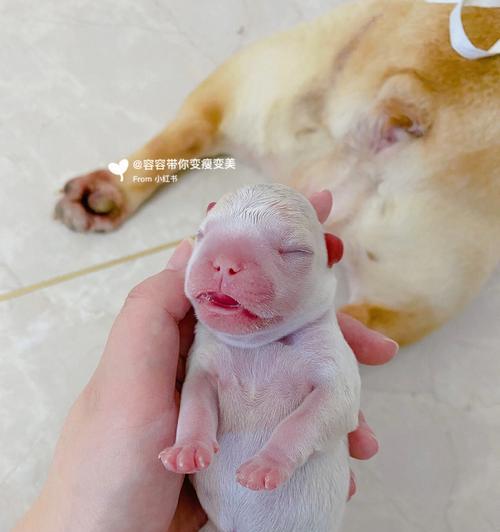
[160,184,360,532]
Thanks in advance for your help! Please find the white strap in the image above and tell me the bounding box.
[426,0,500,59]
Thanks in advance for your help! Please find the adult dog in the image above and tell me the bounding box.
[55,0,500,344]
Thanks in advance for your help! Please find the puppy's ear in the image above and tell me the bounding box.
[369,73,433,153]
[324,233,343,267]
[309,190,333,223]
[206,201,216,213]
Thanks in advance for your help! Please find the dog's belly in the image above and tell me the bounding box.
[192,350,349,532]
[193,433,349,532]
[228,138,378,233]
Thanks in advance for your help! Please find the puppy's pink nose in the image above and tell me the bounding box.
[212,256,242,276]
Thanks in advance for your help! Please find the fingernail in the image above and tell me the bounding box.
[158,453,168,469]
[365,433,379,456]
[166,239,193,271]
[383,338,399,357]
[348,471,356,500]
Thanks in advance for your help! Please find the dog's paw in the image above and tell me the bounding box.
[54,169,127,232]
[159,440,219,474]
[236,451,293,491]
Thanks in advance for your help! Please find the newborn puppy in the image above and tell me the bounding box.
[160,184,360,532]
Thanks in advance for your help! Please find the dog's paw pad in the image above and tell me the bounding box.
[55,170,126,232]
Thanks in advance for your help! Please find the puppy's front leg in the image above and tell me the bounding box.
[237,376,359,491]
[160,370,219,474]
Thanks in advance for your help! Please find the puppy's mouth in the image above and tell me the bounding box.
[196,291,258,318]
[199,291,240,308]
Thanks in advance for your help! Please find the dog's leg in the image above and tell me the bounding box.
[53,9,347,233]
[339,302,437,346]
[336,190,500,345]
[55,76,231,232]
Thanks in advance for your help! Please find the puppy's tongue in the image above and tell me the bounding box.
[214,293,238,305]
[205,292,240,308]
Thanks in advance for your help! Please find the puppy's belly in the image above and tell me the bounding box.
[193,431,349,532]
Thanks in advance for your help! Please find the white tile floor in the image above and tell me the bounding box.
[1,1,499,531]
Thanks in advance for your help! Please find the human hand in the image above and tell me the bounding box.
[15,237,397,532]
[14,238,203,532]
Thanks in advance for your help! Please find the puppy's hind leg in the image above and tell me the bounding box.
[55,73,233,232]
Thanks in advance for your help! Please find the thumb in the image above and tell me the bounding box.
[96,239,193,400]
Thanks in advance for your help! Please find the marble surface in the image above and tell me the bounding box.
[0,1,499,531]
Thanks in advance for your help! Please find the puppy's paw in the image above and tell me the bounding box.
[159,440,219,474]
[236,451,293,491]
[54,169,127,232]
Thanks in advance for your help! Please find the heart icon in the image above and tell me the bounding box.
[108,158,129,182]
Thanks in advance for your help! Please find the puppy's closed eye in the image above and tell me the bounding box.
[279,248,313,257]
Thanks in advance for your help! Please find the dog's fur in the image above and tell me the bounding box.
[159,184,360,532]
[55,0,500,344]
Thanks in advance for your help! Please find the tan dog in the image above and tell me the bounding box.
[54,0,500,345]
